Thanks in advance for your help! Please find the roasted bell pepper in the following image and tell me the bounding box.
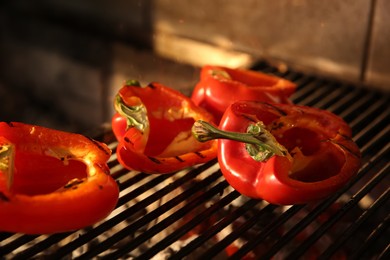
[193,101,361,205]
[0,122,119,234]
[191,65,296,123]
[112,80,217,174]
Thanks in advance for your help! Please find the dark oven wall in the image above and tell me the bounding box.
[0,0,389,133]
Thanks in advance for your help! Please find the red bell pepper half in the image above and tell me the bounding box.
[193,101,361,205]
[0,122,119,234]
[191,65,296,123]
[112,80,217,174]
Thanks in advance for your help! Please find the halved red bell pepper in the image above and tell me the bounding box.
[193,101,361,205]
[112,80,217,174]
[0,122,119,234]
[191,65,296,123]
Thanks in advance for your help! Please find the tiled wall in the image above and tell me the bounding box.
[154,0,370,83]
[152,0,390,91]
[365,0,390,89]
[0,0,388,132]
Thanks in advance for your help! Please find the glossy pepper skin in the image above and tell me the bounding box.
[112,81,217,174]
[191,65,296,123]
[0,122,119,234]
[193,101,361,205]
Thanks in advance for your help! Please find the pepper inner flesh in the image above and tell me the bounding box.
[277,127,322,156]
[145,116,197,157]
[276,127,345,182]
[289,146,345,182]
[214,69,278,87]
[10,150,88,196]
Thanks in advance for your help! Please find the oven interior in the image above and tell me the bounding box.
[1,1,390,259]
[1,61,389,259]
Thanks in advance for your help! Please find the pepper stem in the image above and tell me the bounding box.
[192,120,291,162]
[125,79,141,87]
[210,69,231,80]
[114,80,149,132]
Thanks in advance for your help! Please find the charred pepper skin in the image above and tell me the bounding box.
[0,122,119,234]
[112,81,217,174]
[191,65,296,123]
[193,101,361,205]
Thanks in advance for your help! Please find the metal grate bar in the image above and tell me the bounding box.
[351,102,389,142]
[288,163,390,259]
[75,166,224,259]
[348,96,388,128]
[1,60,388,259]
[326,88,368,115]
[48,160,218,259]
[319,185,390,259]
[309,84,351,109]
[40,174,174,258]
[197,203,281,258]
[10,172,172,259]
[11,233,71,260]
[231,137,389,259]
[284,72,315,92]
[358,123,389,156]
[170,197,263,259]
[207,204,304,260]
[377,240,390,260]
[349,213,390,260]
[140,190,241,259]
[282,71,305,84]
[298,82,340,107]
[291,79,329,104]
[115,172,172,207]
[100,173,228,259]
[115,170,150,195]
[355,114,389,153]
[199,203,282,258]
[338,91,378,120]
[0,233,13,241]
[0,235,38,256]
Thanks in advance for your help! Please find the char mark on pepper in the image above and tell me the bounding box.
[147,83,157,89]
[175,156,185,162]
[328,139,361,158]
[241,114,258,123]
[5,122,14,127]
[148,156,162,164]
[194,151,206,158]
[64,178,85,189]
[270,121,285,131]
[263,102,288,116]
[86,137,110,156]
[338,132,353,140]
[124,137,133,145]
[59,155,72,162]
[0,192,10,202]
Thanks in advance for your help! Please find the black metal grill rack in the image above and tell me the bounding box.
[1,61,389,259]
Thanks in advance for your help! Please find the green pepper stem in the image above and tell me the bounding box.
[210,69,231,80]
[125,79,141,86]
[192,120,290,162]
[114,93,148,132]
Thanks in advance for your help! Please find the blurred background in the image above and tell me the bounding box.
[0,0,389,134]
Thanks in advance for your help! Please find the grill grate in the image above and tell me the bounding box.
[1,61,389,259]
